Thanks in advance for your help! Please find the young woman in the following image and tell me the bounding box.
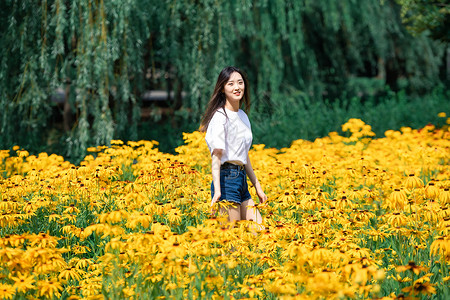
[200,66,267,223]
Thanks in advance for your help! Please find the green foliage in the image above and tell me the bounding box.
[133,88,449,155]
[0,0,446,160]
[252,88,450,148]
[394,0,450,41]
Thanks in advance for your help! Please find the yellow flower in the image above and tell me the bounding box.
[404,174,423,190]
[74,258,93,269]
[402,278,436,295]
[59,267,85,281]
[437,112,446,118]
[365,228,389,242]
[396,261,428,275]
[239,284,263,298]
[387,189,407,210]
[48,214,61,222]
[439,188,450,205]
[384,212,409,227]
[424,182,440,200]
[167,210,183,225]
[388,273,412,282]
[10,272,35,293]
[279,192,296,204]
[79,276,102,297]
[0,283,15,300]
[122,285,136,297]
[37,279,63,299]
[63,204,80,214]
[430,236,450,259]
[264,279,297,295]
[166,282,178,289]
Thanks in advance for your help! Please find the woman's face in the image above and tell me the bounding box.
[223,72,245,104]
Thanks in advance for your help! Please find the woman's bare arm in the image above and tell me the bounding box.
[210,149,223,210]
[244,154,267,203]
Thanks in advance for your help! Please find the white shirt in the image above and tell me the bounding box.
[205,107,253,165]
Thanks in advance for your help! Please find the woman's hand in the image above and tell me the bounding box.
[256,188,267,205]
[210,192,221,215]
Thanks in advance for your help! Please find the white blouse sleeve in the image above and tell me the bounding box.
[205,111,227,153]
[239,110,251,129]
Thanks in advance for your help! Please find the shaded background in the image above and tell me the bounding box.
[0,0,449,162]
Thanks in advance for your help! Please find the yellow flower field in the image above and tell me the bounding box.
[0,118,449,299]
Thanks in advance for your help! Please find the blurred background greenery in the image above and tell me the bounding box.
[0,0,449,162]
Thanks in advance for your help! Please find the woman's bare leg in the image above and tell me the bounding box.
[241,199,264,232]
[228,205,241,222]
[218,203,241,252]
[218,202,241,222]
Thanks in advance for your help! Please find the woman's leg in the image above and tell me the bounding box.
[241,198,263,225]
[219,203,240,252]
[228,205,241,222]
[218,202,241,222]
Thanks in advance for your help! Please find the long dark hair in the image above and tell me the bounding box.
[199,66,251,132]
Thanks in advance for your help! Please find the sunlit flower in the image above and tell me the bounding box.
[239,284,263,298]
[402,275,436,295]
[10,272,35,293]
[0,283,15,300]
[396,261,428,275]
[387,189,407,210]
[430,236,450,259]
[59,267,85,281]
[37,279,63,299]
[439,188,450,205]
[404,174,423,190]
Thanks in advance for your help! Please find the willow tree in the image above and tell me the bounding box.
[395,0,449,41]
[0,0,156,158]
[0,0,445,159]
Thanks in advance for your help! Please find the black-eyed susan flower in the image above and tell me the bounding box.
[401,275,436,296]
[238,283,263,298]
[59,266,85,281]
[37,279,63,299]
[439,188,450,205]
[430,236,450,259]
[396,261,428,275]
[404,174,424,190]
[424,182,440,200]
[10,272,35,293]
[387,189,407,210]
[0,283,15,300]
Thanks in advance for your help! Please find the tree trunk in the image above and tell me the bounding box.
[63,84,72,132]
[447,45,450,82]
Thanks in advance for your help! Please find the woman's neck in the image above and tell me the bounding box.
[225,101,239,112]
